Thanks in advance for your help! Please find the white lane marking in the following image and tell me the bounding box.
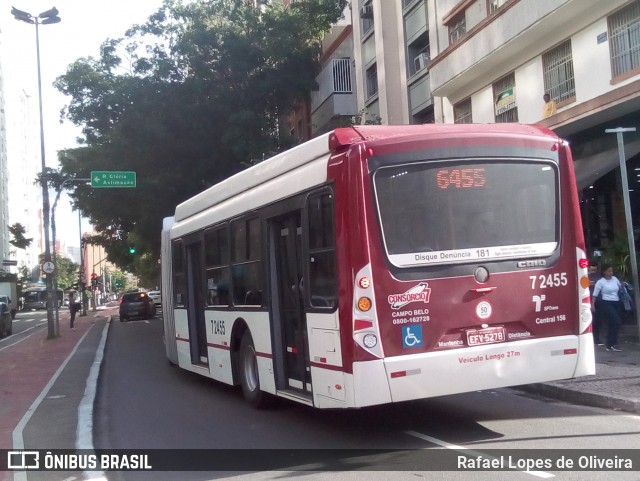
[405,430,555,479]
[78,319,110,481]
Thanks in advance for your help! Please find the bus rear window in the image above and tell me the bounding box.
[373,160,558,267]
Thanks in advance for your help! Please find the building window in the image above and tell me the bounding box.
[487,0,507,15]
[542,40,575,103]
[332,58,352,93]
[366,64,378,99]
[449,12,466,45]
[361,0,374,35]
[609,0,640,79]
[493,73,518,123]
[454,98,472,124]
[413,106,435,124]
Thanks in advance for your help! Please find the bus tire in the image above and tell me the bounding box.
[239,331,269,408]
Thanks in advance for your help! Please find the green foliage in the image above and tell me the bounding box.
[598,235,638,281]
[8,224,32,250]
[54,256,81,290]
[54,0,346,276]
[16,265,31,300]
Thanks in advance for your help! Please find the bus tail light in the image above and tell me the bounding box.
[357,297,372,311]
[353,264,384,358]
[576,247,592,334]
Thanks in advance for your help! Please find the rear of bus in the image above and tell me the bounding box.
[336,124,595,406]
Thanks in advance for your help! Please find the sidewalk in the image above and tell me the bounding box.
[0,307,116,481]
[520,323,640,414]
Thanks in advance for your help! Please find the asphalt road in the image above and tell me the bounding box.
[95,314,640,481]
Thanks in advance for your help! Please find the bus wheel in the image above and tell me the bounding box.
[239,331,268,408]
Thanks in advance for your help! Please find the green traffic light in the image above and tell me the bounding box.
[129,245,136,254]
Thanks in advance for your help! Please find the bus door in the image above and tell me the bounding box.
[185,239,208,365]
[270,211,311,394]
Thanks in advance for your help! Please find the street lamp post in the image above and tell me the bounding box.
[11,6,61,339]
[51,178,90,335]
[605,127,640,341]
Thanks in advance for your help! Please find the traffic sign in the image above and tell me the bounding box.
[42,261,55,274]
[91,171,136,188]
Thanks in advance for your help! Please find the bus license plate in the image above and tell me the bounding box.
[467,327,505,346]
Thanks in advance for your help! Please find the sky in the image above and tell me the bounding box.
[2,0,166,248]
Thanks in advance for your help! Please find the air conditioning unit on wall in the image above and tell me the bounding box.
[414,52,430,72]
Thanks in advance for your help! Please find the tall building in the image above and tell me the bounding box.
[5,89,42,270]
[0,12,47,275]
[0,31,11,265]
[351,0,433,125]
[350,0,640,256]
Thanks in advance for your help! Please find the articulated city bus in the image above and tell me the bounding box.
[161,124,595,409]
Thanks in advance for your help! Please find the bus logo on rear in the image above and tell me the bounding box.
[517,259,547,268]
[388,282,431,310]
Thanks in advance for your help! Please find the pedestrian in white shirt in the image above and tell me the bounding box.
[591,265,623,351]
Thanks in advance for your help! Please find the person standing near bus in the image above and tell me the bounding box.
[588,263,603,345]
[591,265,623,351]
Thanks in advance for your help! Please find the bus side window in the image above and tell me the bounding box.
[308,192,337,309]
[172,240,186,307]
[205,225,231,307]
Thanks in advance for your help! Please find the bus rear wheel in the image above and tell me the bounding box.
[239,331,269,408]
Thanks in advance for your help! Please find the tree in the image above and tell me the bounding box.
[8,224,32,250]
[55,257,81,291]
[37,253,79,291]
[54,0,346,276]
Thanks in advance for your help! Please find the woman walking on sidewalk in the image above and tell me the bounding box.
[68,290,79,330]
[591,264,623,352]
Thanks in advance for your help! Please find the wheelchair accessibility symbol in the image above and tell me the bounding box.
[402,325,423,348]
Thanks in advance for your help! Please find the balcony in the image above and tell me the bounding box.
[311,58,357,134]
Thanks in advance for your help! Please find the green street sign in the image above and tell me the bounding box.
[91,171,137,188]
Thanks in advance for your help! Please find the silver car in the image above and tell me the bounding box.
[147,290,161,308]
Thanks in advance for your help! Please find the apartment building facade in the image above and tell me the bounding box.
[346,0,640,256]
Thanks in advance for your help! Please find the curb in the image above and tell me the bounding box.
[518,382,640,415]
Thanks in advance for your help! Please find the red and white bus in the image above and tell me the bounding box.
[161,124,595,409]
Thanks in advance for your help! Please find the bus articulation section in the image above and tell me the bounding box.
[161,124,595,409]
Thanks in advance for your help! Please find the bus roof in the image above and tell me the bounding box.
[174,123,561,223]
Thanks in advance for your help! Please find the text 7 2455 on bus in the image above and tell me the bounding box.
[160,124,595,409]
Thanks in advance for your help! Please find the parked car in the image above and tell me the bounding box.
[119,292,156,322]
[147,290,162,308]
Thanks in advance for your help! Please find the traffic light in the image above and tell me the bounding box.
[91,272,98,288]
[128,245,136,254]
[11,7,34,23]
[39,7,61,25]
